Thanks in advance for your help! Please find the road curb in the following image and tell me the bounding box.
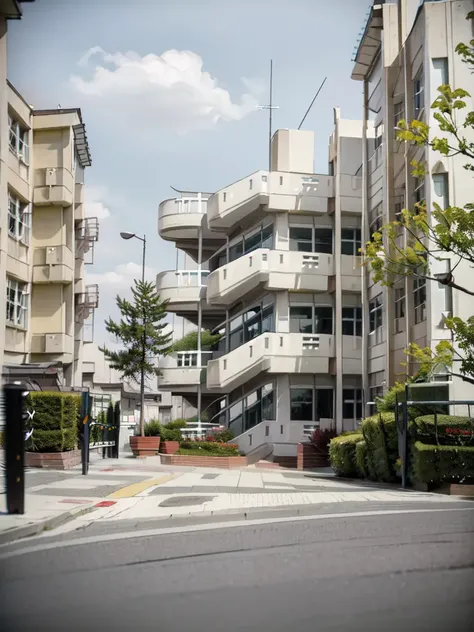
[0,504,96,547]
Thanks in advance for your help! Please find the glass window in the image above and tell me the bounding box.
[314,306,333,334]
[433,173,449,209]
[290,388,313,421]
[315,389,333,420]
[244,306,261,342]
[8,115,29,163]
[8,193,29,242]
[289,226,312,252]
[261,304,274,334]
[374,123,383,150]
[6,277,28,328]
[393,102,404,138]
[413,69,425,118]
[262,224,273,249]
[343,389,363,421]
[394,287,405,333]
[342,307,362,336]
[245,390,260,430]
[229,401,244,437]
[290,305,313,334]
[413,178,425,206]
[262,383,275,420]
[244,230,261,255]
[313,228,333,254]
[369,372,384,413]
[369,295,383,345]
[341,228,361,256]
[229,241,243,262]
[414,277,427,324]
[369,203,383,239]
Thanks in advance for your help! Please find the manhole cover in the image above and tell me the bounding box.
[159,496,213,508]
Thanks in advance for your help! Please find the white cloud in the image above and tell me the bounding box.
[71,47,258,133]
[86,261,156,290]
[84,185,112,220]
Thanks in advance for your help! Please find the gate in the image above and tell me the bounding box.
[80,391,120,475]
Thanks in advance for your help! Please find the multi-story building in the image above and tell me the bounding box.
[1,1,99,389]
[352,0,474,413]
[157,121,366,458]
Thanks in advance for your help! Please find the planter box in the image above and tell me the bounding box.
[160,440,180,455]
[297,442,330,470]
[160,454,248,469]
[130,436,160,457]
[25,449,82,470]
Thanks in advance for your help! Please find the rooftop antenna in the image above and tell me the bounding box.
[297,76,328,130]
[256,60,280,171]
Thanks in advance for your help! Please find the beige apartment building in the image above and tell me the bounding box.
[157,123,366,458]
[0,1,99,389]
[352,0,474,412]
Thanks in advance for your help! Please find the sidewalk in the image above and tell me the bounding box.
[0,454,465,545]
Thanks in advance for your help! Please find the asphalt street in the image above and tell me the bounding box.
[1,502,473,631]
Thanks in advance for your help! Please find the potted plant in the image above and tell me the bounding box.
[130,420,161,457]
[159,419,186,455]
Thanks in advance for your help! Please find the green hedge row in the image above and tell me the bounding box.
[411,441,474,485]
[178,441,239,456]
[410,415,474,446]
[328,432,363,477]
[362,413,397,482]
[27,392,81,453]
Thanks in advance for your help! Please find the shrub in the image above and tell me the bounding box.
[361,412,397,482]
[410,415,474,447]
[310,428,337,454]
[411,441,474,485]
[26,392,80,453]
[329,432,363,477]
[207,429,234,443]
[166,419,187,430]
[178,440,239,456]
[160,427,183,442]
[355,440,368,478]
[144,420,161,437]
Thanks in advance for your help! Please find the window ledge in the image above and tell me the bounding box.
[5,322,28,332]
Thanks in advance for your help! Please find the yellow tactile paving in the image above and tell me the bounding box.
[107,474,178,499]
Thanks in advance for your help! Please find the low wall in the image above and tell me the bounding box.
[297,443,330,470]
[160,454,248,469]
[25,449,82,470]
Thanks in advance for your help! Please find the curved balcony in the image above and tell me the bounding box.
[207,333,335,392]
[159,351,213,394]
[207,171,334,233]
[207,249,334,306]
[158,193,225,261]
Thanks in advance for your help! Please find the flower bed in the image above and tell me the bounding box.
[159,453,248,469]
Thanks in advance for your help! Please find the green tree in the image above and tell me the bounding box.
[364,13,474,386]
[170,329,222,352]
[100,280,172,435]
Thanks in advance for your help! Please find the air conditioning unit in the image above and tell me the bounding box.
[45,168,57,186]
[46,246,62,265]
[45,333,63,353]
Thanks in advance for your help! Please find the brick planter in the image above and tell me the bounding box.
[160,454,248,469]
[297,442,330,470]
[25,450,82,470]
[159,440,180,455]
[129,436,160,457]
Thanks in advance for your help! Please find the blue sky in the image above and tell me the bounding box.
[8,0,370,343]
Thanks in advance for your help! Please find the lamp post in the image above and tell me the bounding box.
[120,231,147,436]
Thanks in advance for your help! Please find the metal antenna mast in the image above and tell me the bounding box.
[298,76,328,130]
[256,60,279,170]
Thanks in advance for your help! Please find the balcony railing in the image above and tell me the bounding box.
[159,193,209,219]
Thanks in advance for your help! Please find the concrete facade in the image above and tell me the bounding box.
[352,0,474,415]
[0,3,99,389]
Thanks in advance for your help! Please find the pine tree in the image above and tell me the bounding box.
[100,280,172,436]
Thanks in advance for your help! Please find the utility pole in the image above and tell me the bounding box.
[256,60,279,171]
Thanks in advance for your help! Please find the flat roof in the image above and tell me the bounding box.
[33,108,92,167]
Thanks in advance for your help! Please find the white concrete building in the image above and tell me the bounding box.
[157,123,365,459]
[352,0,474,413]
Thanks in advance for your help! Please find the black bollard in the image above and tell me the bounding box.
[4,384,27,514]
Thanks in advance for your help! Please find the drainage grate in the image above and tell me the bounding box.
[159,496,213,508]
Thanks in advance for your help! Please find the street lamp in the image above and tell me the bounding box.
[120,231,147,435]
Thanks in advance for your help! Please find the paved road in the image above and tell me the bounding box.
[1,503,473,631]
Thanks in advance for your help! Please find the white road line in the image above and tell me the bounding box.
[1,507,473,560]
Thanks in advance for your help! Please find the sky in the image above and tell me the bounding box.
[8,0,371,345]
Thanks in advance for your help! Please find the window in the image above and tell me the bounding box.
[343,389,363,421]
[289,226,333,254]
[227,302,274,352]
[394,286,405,333]
[341,228,361,256]
[8,115,29,163]
[8,193,30,242]
[229,240,243,262]
[368,372,384,413]
[432,58,449,87]
[369,295,383,345]
[342,307,362,336]
[413,277,426,324]
[393,101,404,138]
[433,173,449,209]
[290,388,333,421]
[436,260,453,315]
[413,178,425,206]
[374,123,383,150]
[290,305,333,335]
[369,203,383,239]
[413,69,425,118]
[227,223,274,263]
[6,278,28,328]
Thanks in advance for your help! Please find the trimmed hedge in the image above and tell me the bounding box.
[410,415,474,447]
[355,440,369,478]
[328,432,363,477]
[361,413,397,482]
[178,441,239,456]
[27,392,80,453]
[411,441,474,485]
